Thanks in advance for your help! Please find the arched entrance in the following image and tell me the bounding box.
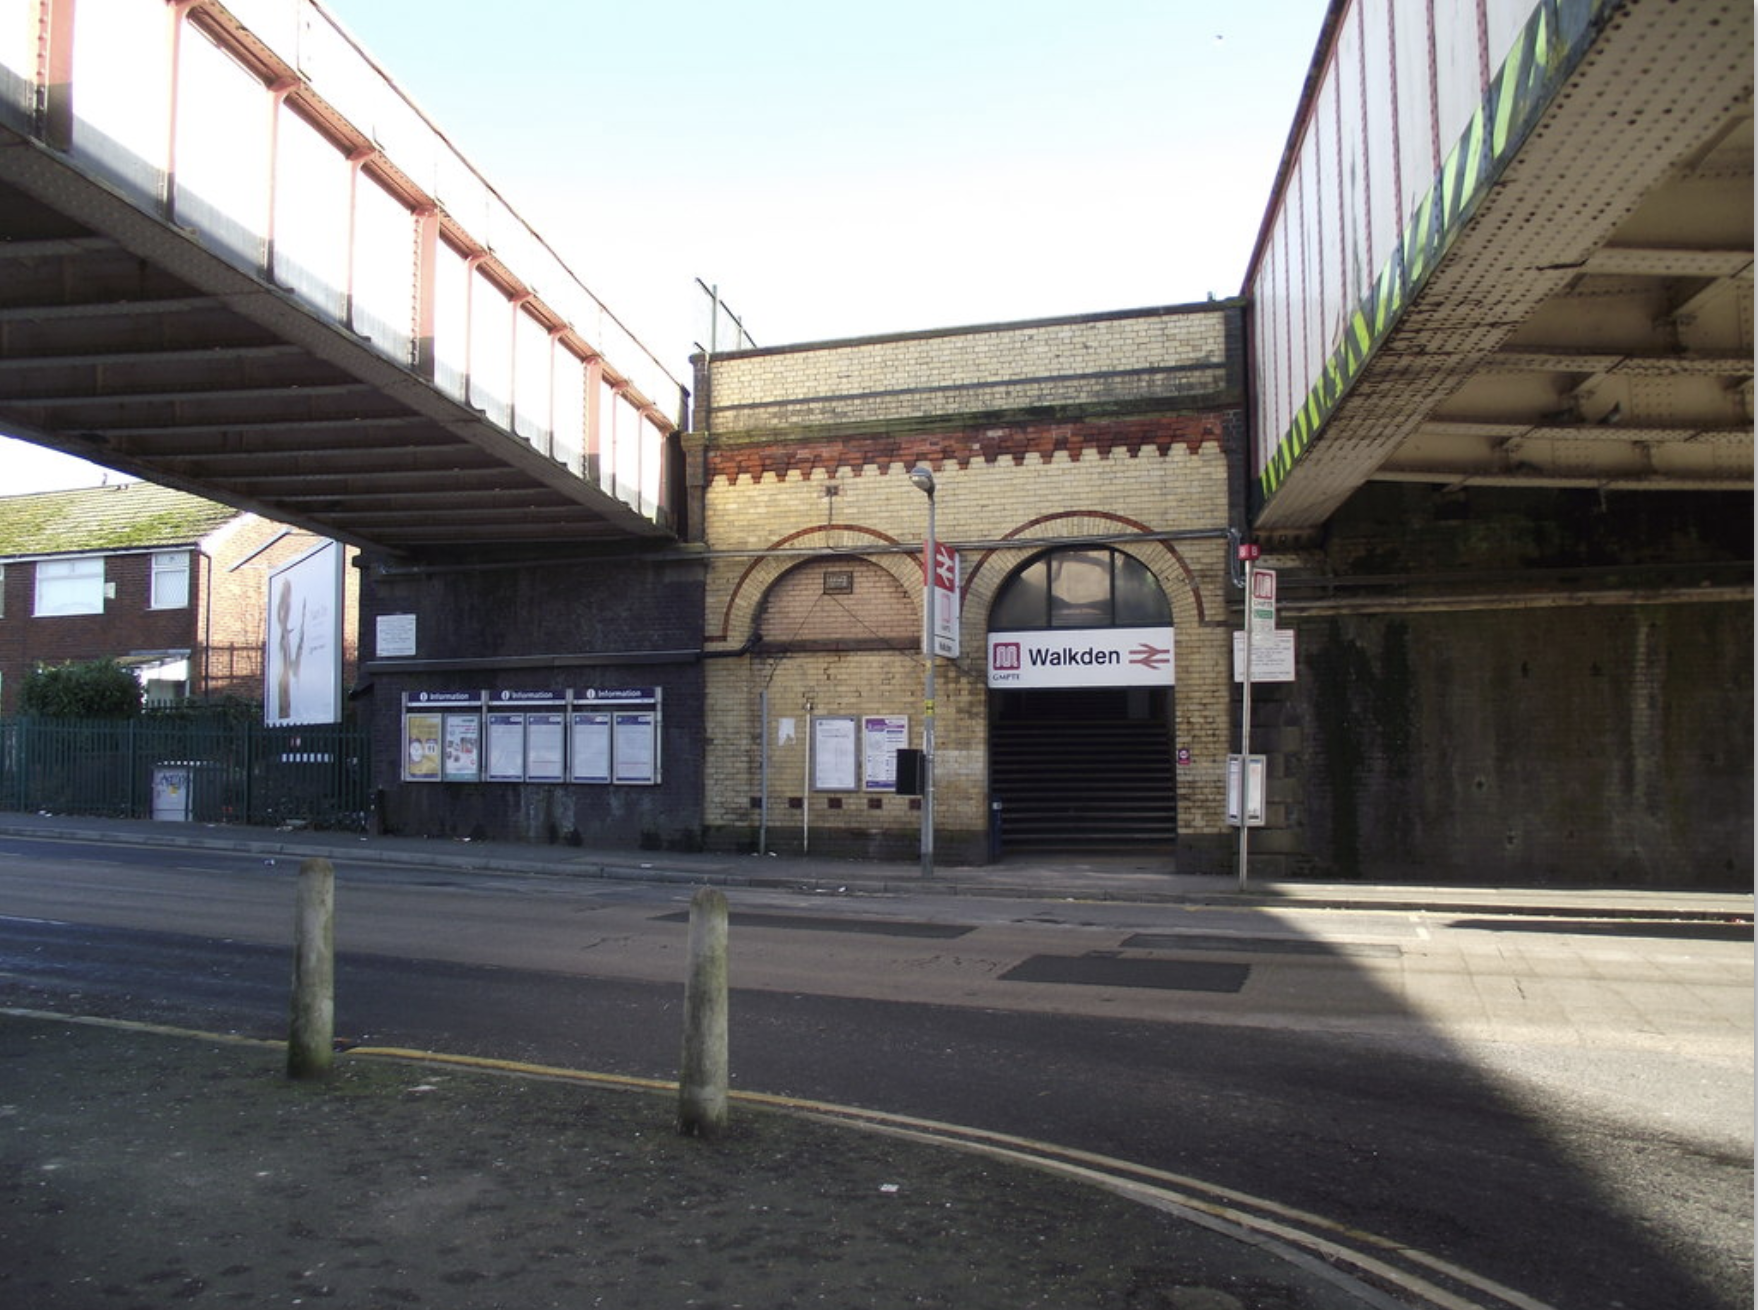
[987,547,1177,852]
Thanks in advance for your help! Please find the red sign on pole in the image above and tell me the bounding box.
[924,542,960,658]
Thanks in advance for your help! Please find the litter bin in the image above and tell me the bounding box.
[152,764,193,822]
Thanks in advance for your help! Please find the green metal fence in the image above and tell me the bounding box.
[0,718,370,831]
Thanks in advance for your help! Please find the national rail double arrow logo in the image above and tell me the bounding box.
[933,545,956,590]
[1129,642,1171,670]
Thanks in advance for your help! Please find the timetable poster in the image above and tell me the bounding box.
[486,713,526,782]
[812,716,858,791]
[612,711,658,785]
[570,712,612,783]
[525,713,566,783]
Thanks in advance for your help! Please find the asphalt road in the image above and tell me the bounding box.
[0,835,1749,1310]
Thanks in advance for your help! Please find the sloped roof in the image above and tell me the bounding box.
[0,483,246,559]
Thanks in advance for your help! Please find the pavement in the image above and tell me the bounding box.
[0,808,1749,922]
[1,811,1750,1309]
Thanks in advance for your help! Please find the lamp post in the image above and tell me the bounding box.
[908,463,937,879]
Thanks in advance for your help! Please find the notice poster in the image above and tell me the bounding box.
[526,713,566,783]
[1232,629,1298,682]
[442,714,481,782]
[570,712,612,783]
[404,713,441,781]
[612,711,658,784]
[862,715,909,791]
[486,714,526,782]
[812,716,858,791]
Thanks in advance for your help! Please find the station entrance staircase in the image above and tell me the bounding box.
[988,689,1177,853]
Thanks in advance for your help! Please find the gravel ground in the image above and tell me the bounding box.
[0,1015,1378,1309]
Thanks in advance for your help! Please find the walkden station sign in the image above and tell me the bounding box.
[986,627,1176,688]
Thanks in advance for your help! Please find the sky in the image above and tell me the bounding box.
[4,0,1328,493]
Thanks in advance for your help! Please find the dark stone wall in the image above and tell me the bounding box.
[355,551,707,850]
[1251,487,1753,887]
[1261,603,1753,886]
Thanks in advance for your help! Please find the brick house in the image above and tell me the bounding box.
[0,481,357,715]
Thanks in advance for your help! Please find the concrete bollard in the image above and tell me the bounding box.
[287,856,335,1081]
[677,886,729,1138]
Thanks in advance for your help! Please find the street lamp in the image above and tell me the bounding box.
[908,463,936,879]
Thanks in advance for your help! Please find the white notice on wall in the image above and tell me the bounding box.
[377,613,417,658]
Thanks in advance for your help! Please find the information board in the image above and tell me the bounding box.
[401,687,659,786]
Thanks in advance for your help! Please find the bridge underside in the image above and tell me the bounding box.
[1258,1,1753,539]
[0,127,671,558]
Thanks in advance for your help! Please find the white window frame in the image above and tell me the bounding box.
[34,556,105,617]
[150,550,191,610]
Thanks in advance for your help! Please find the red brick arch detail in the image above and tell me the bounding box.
[711,523,906,643]
[964,511,1206,626]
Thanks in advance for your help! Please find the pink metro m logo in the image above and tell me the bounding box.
[992,642,1022,671]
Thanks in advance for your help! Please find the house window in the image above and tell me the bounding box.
[34,557,104,617]
[150,551,191,610]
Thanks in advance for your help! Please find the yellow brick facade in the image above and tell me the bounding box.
[693,304,1245,868]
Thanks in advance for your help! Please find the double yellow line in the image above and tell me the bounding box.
[7,1008,1553,1310]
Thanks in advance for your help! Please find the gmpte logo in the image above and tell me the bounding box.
[992,642,1022,671]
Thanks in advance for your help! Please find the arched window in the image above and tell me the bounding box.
[989,547,1170,631]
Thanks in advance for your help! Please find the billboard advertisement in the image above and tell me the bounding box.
[265,541,343,726]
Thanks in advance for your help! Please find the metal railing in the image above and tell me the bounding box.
[0,718,370,832]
